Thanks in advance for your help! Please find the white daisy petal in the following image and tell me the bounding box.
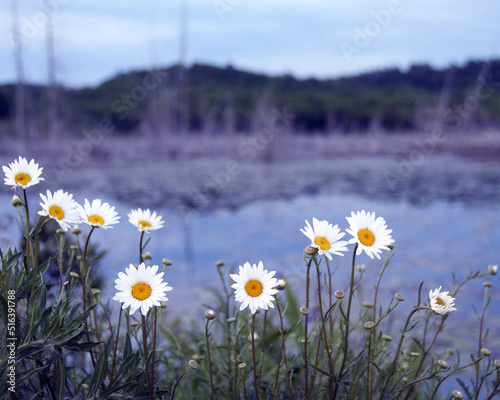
[429,286,457,315]
[3,156,44,189]
[76,198,120,229]
[231,261,278,315]
[301,218,349,259]
[38,189,80,231]
[127,208,164,232]
[345,210,394,259]
[113,262,172,316]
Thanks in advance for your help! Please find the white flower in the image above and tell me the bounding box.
[345,210,394,259]
[113,263,172,316]
[38,190,80,231]
[429,286,457,315]
[300,218,348,260]
[128,208,164,232]
[230,261,278,314]
[76,199,120,229]
[3,156,44,189]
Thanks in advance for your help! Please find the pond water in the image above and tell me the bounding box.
[1,153,499,360]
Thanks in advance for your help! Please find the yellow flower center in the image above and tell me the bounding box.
[138,220,152,229]
[49,205,65,220]
[314,236,331,250]
[245,279,263,297]
[436,297,445,306]
[88,215,105,225]
[132,282,152,300]
[358,229,375,246]
[15,173,31,185]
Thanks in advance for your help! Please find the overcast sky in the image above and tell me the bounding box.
[1,0,499,87]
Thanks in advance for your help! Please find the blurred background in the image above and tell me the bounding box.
[0,1,499,350]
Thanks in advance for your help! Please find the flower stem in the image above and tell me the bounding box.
[251,313,261,400]
[378,306,427,399]
[142,313,154,399]
[139,231,145,264]
[22,188,31,297]
[111,307,123,379]
[205,318,215,400]
[333,243,358,400]
[304,256,313,397]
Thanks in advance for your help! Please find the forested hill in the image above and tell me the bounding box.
[1,59,500,135]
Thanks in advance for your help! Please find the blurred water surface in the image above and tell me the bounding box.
[0,154,499,355]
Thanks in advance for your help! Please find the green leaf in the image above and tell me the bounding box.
[55,355,67,400]
[25,283,47,338]
[89,348,108,396]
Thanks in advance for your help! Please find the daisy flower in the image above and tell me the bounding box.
[429,286,457,315]
[128,208,164,232]
[300,218,348,260]
[230,261,278,314]
[38,189,80,231]
[77,199,120,229]
[345,210,394,259]
[3,156,44,189]
[113,263,172,316]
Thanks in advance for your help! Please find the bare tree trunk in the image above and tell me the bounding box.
[177,0,189,134]
[45,0,58,139]
[10,0,26,143]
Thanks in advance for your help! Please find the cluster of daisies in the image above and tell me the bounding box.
[231,213,456,317]
[3,156,457,319]
[3,156,170,316]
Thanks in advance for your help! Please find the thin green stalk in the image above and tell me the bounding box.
[142,313,154,399]
[251,314,261,400]
[81,226,95,312]
[22,188,31,296]
[171,363,195,400]
[332,243,358,400]
[139,231,145,264]
[304,256,313,398]
[258,310,267,381]
[378,306,427,399]
[205,318,215,400]
[151,307,158,395]
[475,285,489,399]
[111,307,123,379]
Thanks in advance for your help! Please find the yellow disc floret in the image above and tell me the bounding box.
[314,236,331,250]
[88,215,105,225]
[132,282,152,300]
[245,279,264,297]
[358,229,375,246]
[49,205,65,220]
[15,173,32,185]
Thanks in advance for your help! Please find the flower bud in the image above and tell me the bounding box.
[70,244,78,251]
[70,272,79,279]
[90,288,101,296]
[362,301,374,308]
[276,279,286,291]
[300,307,309,316]
[162,258,172,266]
[452,390,463,399]
[71,226,82,235]
[239,363,246,369]
[481,347,491,357]
[356,264,366,272]
[188,360,198,370]
[131,321,139,327]
[488,264,497,275]
[386,244,395,250]
[335,290,345,299]
[437,359,448,369]
[227,317,236,324]
[493,359,500,368]
[215,260,225,267]
[205,309,216,320]
[364,321,375,330]
[410,352,420,357]
[305,245,318,256]
[11,194,23,207]
[143,252,152,260]
[395,293,405,302]
[382,334,392,341]
[484,282,492,288]
[56,229,65,235]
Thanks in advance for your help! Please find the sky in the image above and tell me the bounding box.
[1,0,500,88]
